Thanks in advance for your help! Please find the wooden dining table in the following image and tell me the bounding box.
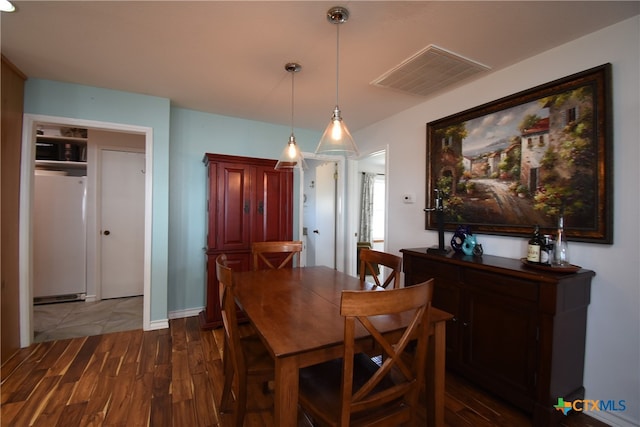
[232,265,452,427]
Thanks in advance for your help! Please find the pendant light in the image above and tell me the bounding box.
[275,62,306,170]
[315,6,359,157]
[0,0,15,12]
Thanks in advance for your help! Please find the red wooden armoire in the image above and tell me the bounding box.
[199,153,293,329]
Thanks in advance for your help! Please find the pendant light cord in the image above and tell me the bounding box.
[335,23,340,107]
[290,69,295,135]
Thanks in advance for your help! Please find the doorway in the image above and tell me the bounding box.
[354,150,387,272]
[19,114,152,347]
[302,159,337,268]
[299,153,346,271]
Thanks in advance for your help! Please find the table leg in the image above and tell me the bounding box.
[426,320,446,427]
[274,356,299,427]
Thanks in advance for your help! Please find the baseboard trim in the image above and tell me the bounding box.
[146,307,206,331]
[148,319,169,331]
[168,307,204,320]
[589,410,638,427]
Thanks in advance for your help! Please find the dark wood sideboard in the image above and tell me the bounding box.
[401,248,595,426]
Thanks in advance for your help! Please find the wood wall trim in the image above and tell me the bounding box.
[1,53,26,364]
[1,54,27,81]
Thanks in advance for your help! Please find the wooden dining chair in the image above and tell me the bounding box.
[358,248,402,289]
[216,254,274,427]
[251,240,303,271]
[298,280,434,427]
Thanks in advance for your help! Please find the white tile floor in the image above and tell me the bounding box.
[32,296,143,343]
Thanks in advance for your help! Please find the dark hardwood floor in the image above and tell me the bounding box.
[1,316,610,426]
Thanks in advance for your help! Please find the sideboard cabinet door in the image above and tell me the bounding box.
[402,254,462,360]
[461,284,538,410]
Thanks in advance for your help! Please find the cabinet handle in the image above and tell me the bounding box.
[463,322,470,327]
[258,201,264,214]
[244,200,250,214]
[451,317,458,323]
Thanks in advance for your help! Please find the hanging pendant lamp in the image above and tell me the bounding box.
[0,0,15,12]
[275,62,306,170]
[315,6,358,157]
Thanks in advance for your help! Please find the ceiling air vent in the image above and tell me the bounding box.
[371,45,490,97]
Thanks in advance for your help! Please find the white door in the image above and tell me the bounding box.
[100,149,145,299]
[314,162,336,268]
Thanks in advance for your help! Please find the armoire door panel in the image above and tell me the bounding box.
[217,163,252,250]
[255,166,293,242]
[206,162,217,249]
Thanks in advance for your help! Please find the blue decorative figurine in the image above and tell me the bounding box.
[462,234,477,256]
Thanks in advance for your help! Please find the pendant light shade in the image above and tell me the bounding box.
[317,106,357,156]
[276,133,306,170]
[315,6,359,157]
[0,0,15,12]
[276,63,305,170]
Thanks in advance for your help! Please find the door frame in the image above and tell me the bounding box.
[348,147,389,276]
[299,152,346,272]
[19,114,153,347]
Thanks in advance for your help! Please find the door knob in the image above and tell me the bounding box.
[104,230,111,236]
[313,229,319,234]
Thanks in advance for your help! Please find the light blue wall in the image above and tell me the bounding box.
[23,80,322,318]
[24,79,171,322]
[168,107,320,312]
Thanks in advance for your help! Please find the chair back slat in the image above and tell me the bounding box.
[216,253,275,426]
[216,254,246,375]
[340,280,434,425]
[358,248,402,289]
[251,240,302,271]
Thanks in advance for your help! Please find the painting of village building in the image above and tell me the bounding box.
[428,82,602,237]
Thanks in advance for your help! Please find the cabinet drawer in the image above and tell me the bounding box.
[464,270,538,302]
[407,258,460,283]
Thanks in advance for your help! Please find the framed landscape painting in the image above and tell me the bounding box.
[426,63,612,243]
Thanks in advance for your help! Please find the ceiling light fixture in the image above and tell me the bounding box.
[275,62,305,170]
[315,6,359,157]
[0,0,15,12]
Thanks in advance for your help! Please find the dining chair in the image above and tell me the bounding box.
[251,240,303,271]
[358,248,402,289]
[298,279,434,427]
[216,254,274,427]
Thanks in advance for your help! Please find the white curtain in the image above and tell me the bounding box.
[359,172,376,244]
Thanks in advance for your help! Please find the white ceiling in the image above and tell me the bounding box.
[2,1,638,133]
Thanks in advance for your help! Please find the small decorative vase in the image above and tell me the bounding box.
[462,234,477,256]
[451,225,472,253]
[472,243,484,257]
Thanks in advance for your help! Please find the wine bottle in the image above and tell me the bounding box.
[540,234,552,265]
[527,224,542,264]
[552,214,570,266]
